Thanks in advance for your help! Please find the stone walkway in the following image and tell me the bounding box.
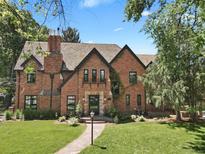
[55,123,106,154]
[0,115,4,122]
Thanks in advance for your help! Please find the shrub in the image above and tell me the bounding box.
[15,109,22,119]
[58,116,66,122]
[118,113,132,123]
[131,114,137,121]
[23,109,57,120]
[76,102,83,117]
[137,115,146,122]
[148,112,170,118]
[4,110,13,120]
[68,117,78,126]
[106,107,118,118]
[23,109,40,120]
[39,110,56,120]
[113,115,119,124]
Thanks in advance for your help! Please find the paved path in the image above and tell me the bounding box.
[56,123,106,154]
[0,115,4,122]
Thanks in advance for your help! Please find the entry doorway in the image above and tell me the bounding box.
[89,95,99,115]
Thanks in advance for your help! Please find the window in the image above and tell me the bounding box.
[129,71,137,84]
[27,72,36,83]
[67,96,76,114]
[112,81,120,95]
[100,69,105,82]
[25,96,37,110]
[126,94,130,106]
[84,69,89,82]
[92,69,97,82]
[137,94,141,106]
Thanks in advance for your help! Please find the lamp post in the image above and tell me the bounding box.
[90,111,95,145]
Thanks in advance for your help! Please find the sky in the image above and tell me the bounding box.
[32,0,157,55]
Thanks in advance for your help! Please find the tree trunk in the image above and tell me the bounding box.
[176,110,182,121]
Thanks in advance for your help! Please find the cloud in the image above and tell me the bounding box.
[142,11,151,16]
[114,27,123,32]
[81,0,115,8]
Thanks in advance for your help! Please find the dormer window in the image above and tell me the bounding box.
[27,72,36,83]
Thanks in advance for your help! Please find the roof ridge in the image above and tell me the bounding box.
[136,54,156,56]
[25,41,121,48]
[61,42,120,46]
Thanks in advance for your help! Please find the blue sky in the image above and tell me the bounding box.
[32,0,157,55]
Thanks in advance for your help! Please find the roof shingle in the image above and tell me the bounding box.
[14,41,121,70]
[14,41,155,70]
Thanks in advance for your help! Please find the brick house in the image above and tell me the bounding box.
[14,35,155,116]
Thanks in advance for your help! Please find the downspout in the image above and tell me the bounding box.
[144,89,147,114]
[50,73,54,110]
[17,71,20,109]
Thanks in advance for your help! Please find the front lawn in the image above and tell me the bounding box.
[81,122,205,154]
[0,120,85,154]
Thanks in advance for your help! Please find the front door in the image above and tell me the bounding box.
[89,95,99,115]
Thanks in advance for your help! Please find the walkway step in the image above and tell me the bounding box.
[80,116,113,123]
[85,120,106,124]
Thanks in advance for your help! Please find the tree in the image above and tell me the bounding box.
[0,1,49,108]
[8,0,66,25]
[125,0,205,121]
[0,1,48,79]
[62,27,81,43]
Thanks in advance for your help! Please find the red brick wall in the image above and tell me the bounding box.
[111,48,146,113]
[44,53,62,73]
[61,52,112,116]
[15,57,61,112]
[15,43,152,115]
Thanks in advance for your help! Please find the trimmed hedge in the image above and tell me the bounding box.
[4,110,13,120]
[23,109,57,120]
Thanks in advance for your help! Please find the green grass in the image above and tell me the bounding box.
[0,120,85,154]
[81,122,205,154]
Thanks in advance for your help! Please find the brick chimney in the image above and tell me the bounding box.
[48,35,61,52]
[44,32,62,73]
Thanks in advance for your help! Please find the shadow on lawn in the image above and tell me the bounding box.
[93,144,107,150]
[160,122,205,153]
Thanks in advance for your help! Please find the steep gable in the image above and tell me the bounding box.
[136,54,156,67]
[60,48,112,88]
[14,41,121,71]
[110,45,146,69]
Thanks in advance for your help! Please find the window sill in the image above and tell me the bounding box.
[83,81,106,84]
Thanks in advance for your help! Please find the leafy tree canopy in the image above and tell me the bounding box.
[125,0,205,121]
[0,1,48,79]
[62,27,81,43]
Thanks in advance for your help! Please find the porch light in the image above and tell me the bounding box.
[90,111,95,118]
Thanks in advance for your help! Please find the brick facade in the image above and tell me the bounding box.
[61,50,112,116]
[111,46,146,113]
[15,36,154,116]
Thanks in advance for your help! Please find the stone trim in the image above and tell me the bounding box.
[84,91,104,115]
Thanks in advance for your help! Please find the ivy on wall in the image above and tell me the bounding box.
[110,68,125,100]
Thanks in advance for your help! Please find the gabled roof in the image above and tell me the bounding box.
[14,42,46,70]
[20,55,43,69]
[60,48,111,88]
[14,41,121,71]
[136,54,156,67]
[110,45,147,69]
[14,41,155,71]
